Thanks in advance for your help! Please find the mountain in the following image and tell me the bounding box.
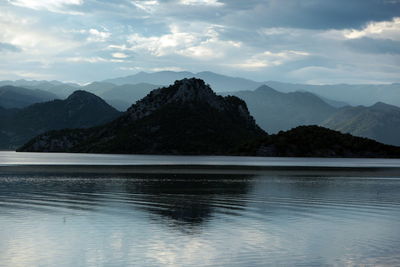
[104,71,400,106]
[104,99,132,112]
[103,71,193,86]
[0,85,59,108]
[18,79,400,158]
[0,90,121,149]
[321,102,400,146]
[0,80,80,98]
[82,82,116,95]
[265,81,400,107]
[18,78,265,154]
[238,125,400,158]
[99,83,160,110]
[103,71,263,92]
[317,95,349,108]
[227,85,337,133]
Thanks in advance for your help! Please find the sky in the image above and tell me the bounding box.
[0,0,399,84]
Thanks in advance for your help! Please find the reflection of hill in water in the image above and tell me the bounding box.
[120,173,254,230]
[0,172,255,232]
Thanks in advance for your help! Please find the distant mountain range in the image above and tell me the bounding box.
[103,71,263,93]
[265,81,400,107]
[226,85,337,133]
[1,71,400,147]
[0,85,58,108]
[103,71,400,107]
[85,82,160,111]
[18,78,400,158]
[2,71,400,107]
[0,90,121,149]
[322,102,400,146]
[227,85,400,146]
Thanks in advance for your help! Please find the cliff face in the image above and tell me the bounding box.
[19,78,266,154]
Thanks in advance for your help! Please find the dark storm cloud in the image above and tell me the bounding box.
[221,0,400,30]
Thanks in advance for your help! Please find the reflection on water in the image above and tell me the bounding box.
[1,172,400,266]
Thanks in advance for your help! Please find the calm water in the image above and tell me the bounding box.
[1,152,400,266]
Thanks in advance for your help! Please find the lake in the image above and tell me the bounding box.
[1,151,400,266]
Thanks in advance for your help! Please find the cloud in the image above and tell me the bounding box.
[343,17,400,40]
[180,0,224,6]
[112,52,128,59]
[7,0,84,14]
[345,37,400,54]
[0,42,21,52]
[122,24,238,60]
[87,28,111,42]
[231,50,310,69]
[1,0,400,84]
[65,56,109,63]
[221,0,400,30]
[131,0,159,13]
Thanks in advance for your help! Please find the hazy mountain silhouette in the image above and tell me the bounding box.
[0,90,121,149]
[2,71,399,106]
[103,71,263,92]
[228,85,337,133]
[0,80,80,98]
[322,102,400,146]
[99,83,160,111]
[266,81,400,107]
[0,85,59,108]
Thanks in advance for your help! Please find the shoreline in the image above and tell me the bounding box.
[1,164,400,176]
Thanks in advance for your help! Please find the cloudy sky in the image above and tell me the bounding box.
[0,0,399,84]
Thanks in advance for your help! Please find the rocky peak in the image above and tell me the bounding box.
[126,78,230,121]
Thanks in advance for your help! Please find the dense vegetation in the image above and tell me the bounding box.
[236,125,400,158]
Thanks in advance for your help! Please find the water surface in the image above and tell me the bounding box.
[1,152,400,266]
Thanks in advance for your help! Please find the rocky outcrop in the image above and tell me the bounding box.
[19,78,265,154]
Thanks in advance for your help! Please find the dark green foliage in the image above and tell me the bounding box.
[236,125,400,158]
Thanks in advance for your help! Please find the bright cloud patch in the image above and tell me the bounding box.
[123,24,237,59]
[344,17,400,40]
[132,0,159,13]
[8,0,83,14]
[232,50,310,69]
[112,52,128,58]
[180,0,224,6]
[87,29,111,42]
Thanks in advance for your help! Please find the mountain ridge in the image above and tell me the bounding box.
[18,78,265,154]
[0,90,121,149]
